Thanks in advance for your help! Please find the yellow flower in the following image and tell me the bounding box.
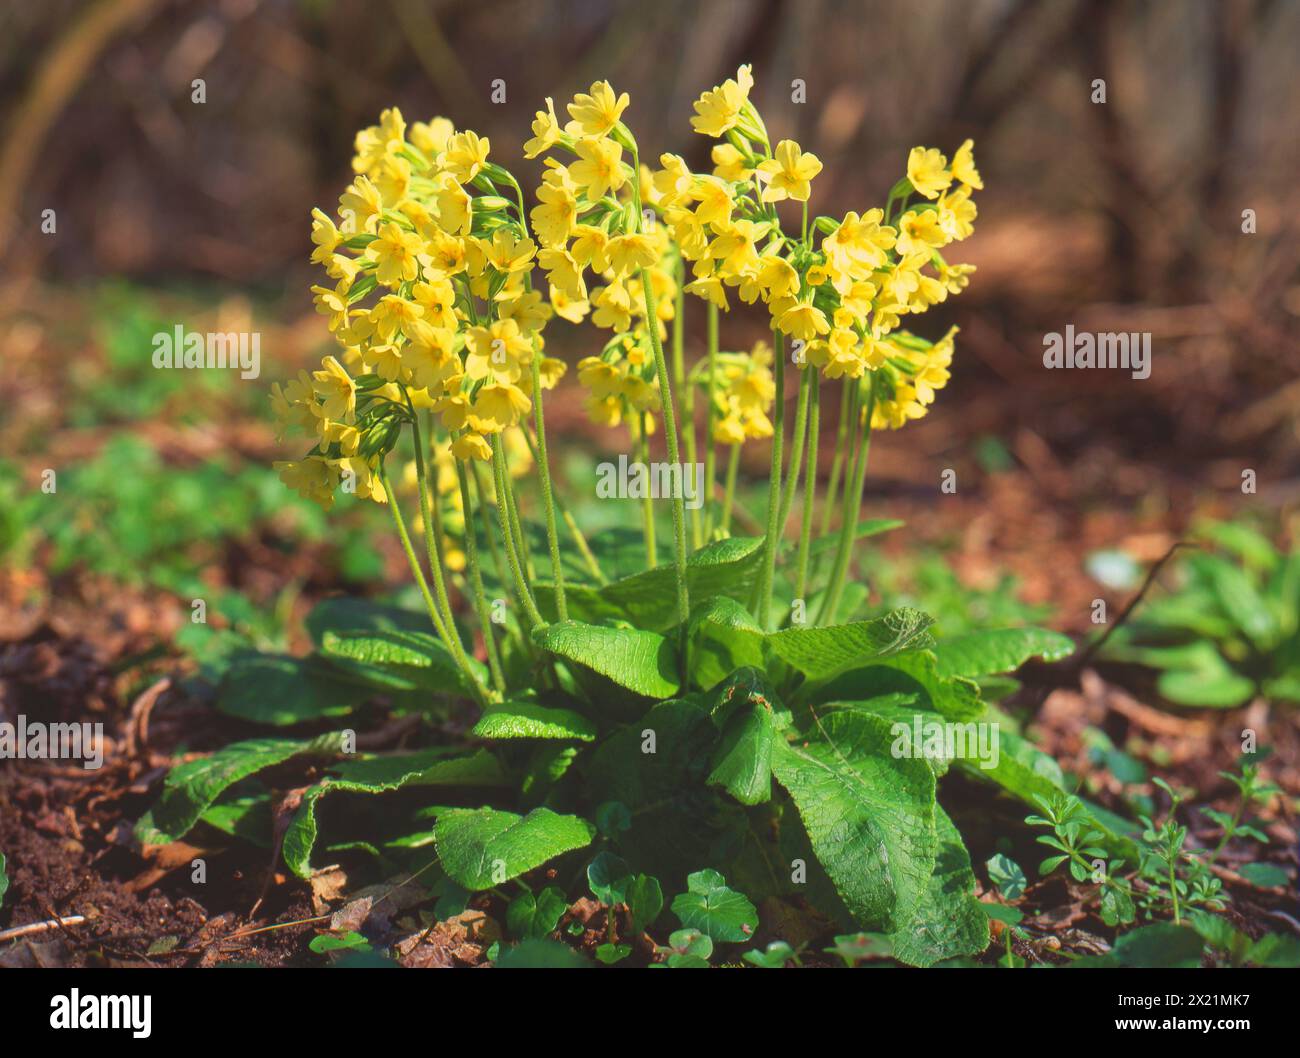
[567,80,629,137]
[607,233,659,279]
[951,139,983,190]
[270,370,318,438]
[823,210,896,275]
[423,227,468,276]
[474,228,537,274]
[453,431,493,461]
[275,457,339,510]
[364,342,405,382]
[312,355,357,420]
[550,285,590,323]
[411,277,459,331]
[531,180,578,248]
[711,143,753,182]
[310,208,343,265]
[939,262,976,294]
[906,146,952,200]
[653,154,694,206]
[434,175,473,236]
[371,293,424,341]
[688,175,735,229]
[591,282,633,331]
[685,275,729,311]
[937,186,977,242]
[367,222,423,287]
[340,456,387,504]
[757,140,823,203]
[497,289,553,334]
[373,156,412,208]
[311,282,352,332]
[895,208,948,256]
[774,299,830,342]
[442,130,490,183]
[690,64,754,138]
[569,225,611,272]
[570,137,626,201]
[537,356,567,390]
[410,116,454,156]
[339,176,383,234]
[473,382,532,432]
[585,393,623,428]
[539,247,587,301]
[524,98,563,159]
[466,318,532,383]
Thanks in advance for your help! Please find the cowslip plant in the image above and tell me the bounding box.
[139,69,1132,967]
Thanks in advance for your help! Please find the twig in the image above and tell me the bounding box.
[1073,540,1198,671]
[0,915,86,944]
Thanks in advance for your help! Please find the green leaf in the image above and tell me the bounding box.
[801,519,904,562]
[627,873,664,934]
[587,852,631,906]
[771,710,938,932]
[596,942,632,964]
[889,807,990,967]
[305,596,433,645]
[809,650,983,722]
[533,620,679,699]
[1238,862,1289,889]
[495,938,591,967]
[1155,644,1255,708]
[1245,932,1300,968]
[743,941,796,968]
[283,749,508,878]
[137,737,319,845]
[1074,924,1204,968]
[687,596,765,691]
[216,655,365,725]
[321,629,486,695]
[767,608,935,680]
[934,627,1075,680]
[0,852,8,909]
[472,700,597,742]
[670,869,758,942]
[310,931,371,954]
[707,694,777,806]
[986,852,1027,900]
[506,886,568,940]
[434,807,595,890]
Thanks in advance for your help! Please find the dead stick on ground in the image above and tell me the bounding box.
[0,915,87,944]
[1073,540,1198,672]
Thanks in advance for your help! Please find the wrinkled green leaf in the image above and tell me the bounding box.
[533,620,679,699]
[472,699,597,742]
[933,627,1075,680]
[434,807,595,890]
[670,868,758,942]
[767,608,935,680]
[771,710,937,932]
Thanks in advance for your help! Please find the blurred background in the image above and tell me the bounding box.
[2,0,1298,638]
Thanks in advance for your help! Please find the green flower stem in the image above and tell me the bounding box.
[521,424,606,584]
[702,300,719,541]
[455,459,505,693]
[470,460,507,586]
[499,447,534,582]
[638,266,690,632]
[529,353,567,621]
[776,362,811,538]
[817,376,875,626]
[637,415,657,567]
[793,375,820,606]
[821,377,851,536]
[674,256,701,551]
[402,405,490,707]
[754,329,786,628]
[377,461,449,646]
[492,435,544,629]
[721,443,740,534]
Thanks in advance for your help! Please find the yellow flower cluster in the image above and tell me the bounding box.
[656,65,980,428]
[274,106,567,508]
[705,340,776,445]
